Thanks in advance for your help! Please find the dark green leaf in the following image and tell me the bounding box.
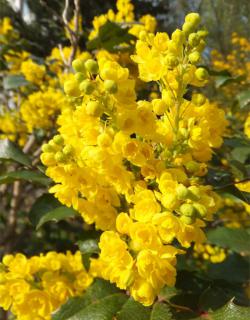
[207,227,250,254]
[0,170,51,186]
[215,74,245,88]
[77,239,100,270]
[3,74,29,90]
[231,147,250,164]
[116,297,151,320]
[87,21,135,52]
[198,287,232,311]
[207,254,250,283]
[36,206,76,229]
[237,90,250,110]
[208,300,250,319]
[52,279,121,320]
[151,302,173,320]
[0,139,31,166]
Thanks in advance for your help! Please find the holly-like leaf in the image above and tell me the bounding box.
[52,279,121,320]
[207,227,250,254]
[0,170,51,186]
[87,21,135,52]
[77,239,100,270]
[151,302,173,320]
[236,89,250,110]
[116,297,151,320]
[36,206,76,229]
[0,139,31,166]
[3,74,29,90]
[208,300,250,319]
[29,193,76,229]
[215,74,245,88]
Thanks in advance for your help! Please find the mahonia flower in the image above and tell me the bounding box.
[41,12,226,306]
[0,251,92,320]
[193,243,227,264]
[20,88,68,132]
[20,59,46,86]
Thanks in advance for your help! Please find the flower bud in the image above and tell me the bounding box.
[188,186,201,201]
[53,135,64,145]
[195,67,209,81]
[79,80,95,94]
[188,33,200,47]
[185,160,200,173]
[193,203,207,217]
[176,184,190,200]
[85,59,99,74]
[86,101,103,117]
[72,58,86,73]
[63,145,73,156]
[188,51,200,64]
[74,72,87,83]
[182,22,195,35]
[64,80,81,97]
[172,29,185,44]
[180,203,196,217]
[42,143,54,153]
[55,151,67,163]
[185,13,201,27]
[165,54,179,68]
[40,153,56,166]
[104,80,118,94]
[180,215,195,225]
[192,93,206,106]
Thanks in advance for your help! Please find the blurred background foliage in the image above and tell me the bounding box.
[1,0,250,57]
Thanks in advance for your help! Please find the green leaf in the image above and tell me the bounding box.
[0,139,31,166]
[87,21,135,52]
[215,74,245,88]
[116,297,151,320]
[151,302,173,320]
[236,90,250,110]
[3,74,29,90]
[159,286,179,301]
[207,227,250,254]
[77,239,100,270]
[231,147,250,164]
[36,206,76,229]
[52,279,121,320]
[198,287,232,311]
[0,170,51,186]
[208,300,250,319]
[207,254,250,283]
[29,193,76,229]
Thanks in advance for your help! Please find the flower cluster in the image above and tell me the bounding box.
[193,243,227,264]
[0,251,92,320]
[41,13,226,305]
[89,0,156,40]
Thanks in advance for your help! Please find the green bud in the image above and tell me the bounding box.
[171,29,185,44]
[63,145,73,156]
[53,135,64,145]
[195,67,209,81]
[42,143,54,153]
[192,93,206,106]
[188,33,200,47]
[74,72,87,83]
[55,151,67,163]
[85,59,99,74]
[104,80,118,94]
[188,186,201,201]
[176,184,190,200]
[188,51,200,64]
[165,54,179,68]
[180,215,195,225]
[79,80,95,95]
[72,58,86,73]
[64,80,80,97]
[193,203,207,217]
[86,101,103,117]
[185,161,200,173]
[182,21,195,35]
[185,13,201,27]
[197,30,208,39]
[180,203,196,217]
